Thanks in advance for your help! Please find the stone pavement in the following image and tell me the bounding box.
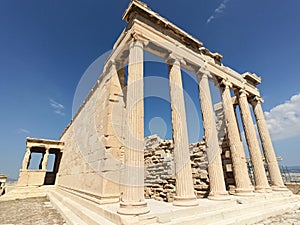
[0,195,300,225]
[0,197,65,225]
[255,207,300,225]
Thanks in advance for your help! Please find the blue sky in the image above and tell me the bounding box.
[1,0,300,179]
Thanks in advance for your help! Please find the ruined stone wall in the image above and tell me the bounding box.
[144,135,209,202]
[285,183,300,195]
[57,68,124,199]
[214,103,235,189]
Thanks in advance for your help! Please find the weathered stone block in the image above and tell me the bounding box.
[226,164,233,172]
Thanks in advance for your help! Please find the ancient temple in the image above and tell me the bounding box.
[12,1,294,224]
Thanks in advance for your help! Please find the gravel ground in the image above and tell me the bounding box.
[0,197,65,225]
[255,207,300,225]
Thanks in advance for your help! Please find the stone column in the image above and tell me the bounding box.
[220,80,254,195]
[118,40,149,215]
[197,68,229,200]
[168,54,198,206]
[21,147,31,170]
[237,89,271,193]
[42,147,50,171]
[251,96,288,191]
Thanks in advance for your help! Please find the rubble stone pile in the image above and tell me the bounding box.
[144,135,210,202]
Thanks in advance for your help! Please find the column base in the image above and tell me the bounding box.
[254,186,272,193]
[208,191,231,201]
[118,201,150,215]
[233,187,255,196]
[271,185,290,192]
[173,196,198,207]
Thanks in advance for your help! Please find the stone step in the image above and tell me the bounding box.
[48,190,116,225]
[170,202,293,225]
[48,188,159,225]
[54,188,122,224]
[0,185,56,201]
[209,201,300,225]
[48,187,299,225]
[152,194,299,225]
[48,191,88,225]
[152,195,279,223]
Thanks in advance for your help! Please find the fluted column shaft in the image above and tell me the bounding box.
[197,69,229,200]
[220,80,253,195]
[21,147,31,170]
[251,97,287,190]
[168,55,197,206]
[238,90,271,192]
[118,40,149,215]
[41,148,50,170]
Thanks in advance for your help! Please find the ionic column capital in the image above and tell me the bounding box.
[166,53,186,66]
[251,96,264,104]
[239,88,249,98]
[129,38,147,50]
[196,64,212,79]
[130,30,149,43]
[221,79,232,89]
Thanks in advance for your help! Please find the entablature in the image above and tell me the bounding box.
[242,72,262,86]
[26,137,64,151]
[123,20,260,96]
[123,0,203,52]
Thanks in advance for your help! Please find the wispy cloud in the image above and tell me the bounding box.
[207,0,230,24]
[49,98,65,116]
[265,93,300,141]
[17,128,30,134]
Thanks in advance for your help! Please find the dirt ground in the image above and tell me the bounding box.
[0,197,65,225]
[255,207,300,225]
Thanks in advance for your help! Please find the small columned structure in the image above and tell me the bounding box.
[17,138,64,187]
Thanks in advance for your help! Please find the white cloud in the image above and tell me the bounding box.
[49,98,65,116]
[265,93,300,141]
[207,0,230,24]
[17,128,30,134]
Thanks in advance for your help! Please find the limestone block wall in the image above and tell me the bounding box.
[144,135,210,202]
[57,68,125,199]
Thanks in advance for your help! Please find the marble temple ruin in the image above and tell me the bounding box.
[9,1,296,224]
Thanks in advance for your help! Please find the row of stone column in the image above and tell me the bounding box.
[221,81,287,194]
[21,147,50,171]
[117,39,286,215]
